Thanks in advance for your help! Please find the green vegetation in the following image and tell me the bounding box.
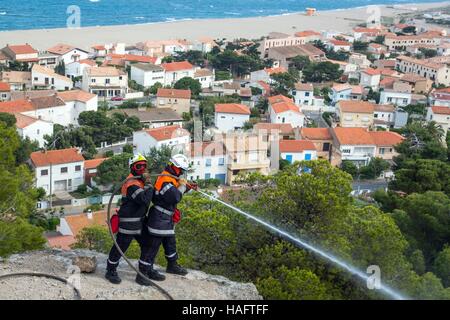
[0,120,46,257]
[174,77,202,96]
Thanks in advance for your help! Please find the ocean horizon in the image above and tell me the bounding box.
[0,0,444,32]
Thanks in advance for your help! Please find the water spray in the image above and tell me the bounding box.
[196,190,408,300]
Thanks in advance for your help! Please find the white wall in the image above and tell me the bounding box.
[188,154,227,183]
[293,90,314,106]
[214,112,250,132]
[32,70,73,91]
[270,109,304,128]
[164,69,195,86]
[379,91,411,106]
[133,131,190,155]
[59,49,89,65]
[339,144,376,164]
[34,161,84,195]
[281,150,317,163]
[130,66,165,87]
[17,120,53,147]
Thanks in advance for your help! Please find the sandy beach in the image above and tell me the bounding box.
[0,2,449,50]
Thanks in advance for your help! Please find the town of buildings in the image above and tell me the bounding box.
[1,14,449,249]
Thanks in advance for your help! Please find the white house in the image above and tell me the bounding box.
[57,90,98,124]
[332,127,376,166]
[214,103,251,132]
[292,83,314,106]
[430,87,450,107]
[65,59,97,80]
[14,113,53,147]
[250,67,287,85]
[82,66,128,99]
[133,125,190,155]
[130,63,165,87]
[32,64,73,91]
[161,61,195,86]
[30,148,85,194]
[188,141,227,184]
[269,95,304,128]
[194,68,214,89]
[329,83,363,105]
[359,68,381,90]
[0,81,10,101]
[46,44,90,65]
[427,106,450,138]
[379,89,412,107]
[326,39,352,52]
[279,139,317,164]
[373,104,396,128]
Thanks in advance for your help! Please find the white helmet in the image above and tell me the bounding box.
[129,153,147,167]
[169,154,189,171]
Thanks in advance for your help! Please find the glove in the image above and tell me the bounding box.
[178,178,187,186]
[172,208,181,224]
[142,172,152,184]
[187,182,198,191]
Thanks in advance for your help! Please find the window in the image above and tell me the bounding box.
[342,149,351,154]
[75,165,81,172]
[322,143,330,151]
[41,169,48,176]
[206,159,212,167]
[91,79,96,83]
[61,167,68,173]
[218,158,225,166]
[205,173,211,179]
[105,78,110,84]
[305,92,310,97]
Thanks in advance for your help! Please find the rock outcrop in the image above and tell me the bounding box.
[0,249,261,300]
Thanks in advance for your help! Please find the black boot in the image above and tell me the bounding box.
[105,268,122,284]
[147,266,166,281]
[135,264,152,286]
[166,260,188,276]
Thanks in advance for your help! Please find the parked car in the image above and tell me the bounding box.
[111,96,123,101]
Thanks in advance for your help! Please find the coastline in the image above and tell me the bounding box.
[0,1,449,50]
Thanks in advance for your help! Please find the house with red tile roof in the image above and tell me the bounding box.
[58,211,108,238]
[84,158,108,186]
[156,88,191,116]
[430,87,450,107]
[326,39,352,52]
[133,124,190,155]
[188,141,227,183]
[214,103,251,132]
[279,139,317,164]
[269,94,305,128]
[46,43,89,65]
[0,71,32,91]
[250,67,287,84]
[336,100,375,128]
[30,148,85,194]
[82,66,128,99]
[31,64,73,91]
[368,131,405,160]
[360,68,381,90]
[331,127,377,166]
[161,60,195,86]
[13,113,53,147]
[427,106,450,139]
[299,127,333,161]
[330,83,364,105]
[66,59,98,79]
[1,44,39,63]
[0,81,10,101]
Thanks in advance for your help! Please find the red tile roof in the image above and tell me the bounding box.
[268,94,292,105]
[333,127,375,145]
[156,88,191,99]
[57,90,96,103]
[300,127,332,140]
[84,158,108,170]
[368,131,405,146]
[64,211,108,237]
[330,39,351,46]
[271,101,301,114]
[431,106,450,115]
[265,67,287,75]
[338,100,375,114]
[14,113,38,129]
[0,99,35,113]
[295,83,314,91]
[108,53,157,64]
[254,123,294,135]
[46,234,75,251]
[0,81,10,91]
[190,141,226,157]
[30,148,84,167]
[215,103,251,115]
[5,44,38,55]
[161,60,194,72]
[362,68,381,76]
[279,139,316,153]
[295,30,321,37]
[47,43,75,55]
[144,125,189,141]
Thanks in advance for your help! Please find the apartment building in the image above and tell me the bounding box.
[336,100,375,128]
[82,66,128,98]
[396,55,450,86]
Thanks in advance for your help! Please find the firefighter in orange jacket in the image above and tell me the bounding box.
[142,154,196,280]
[105,153,155,286]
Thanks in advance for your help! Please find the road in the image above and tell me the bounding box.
[303,110,330,128]
[352,180,388,194]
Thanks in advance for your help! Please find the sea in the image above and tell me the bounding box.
[0,0,441,31]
